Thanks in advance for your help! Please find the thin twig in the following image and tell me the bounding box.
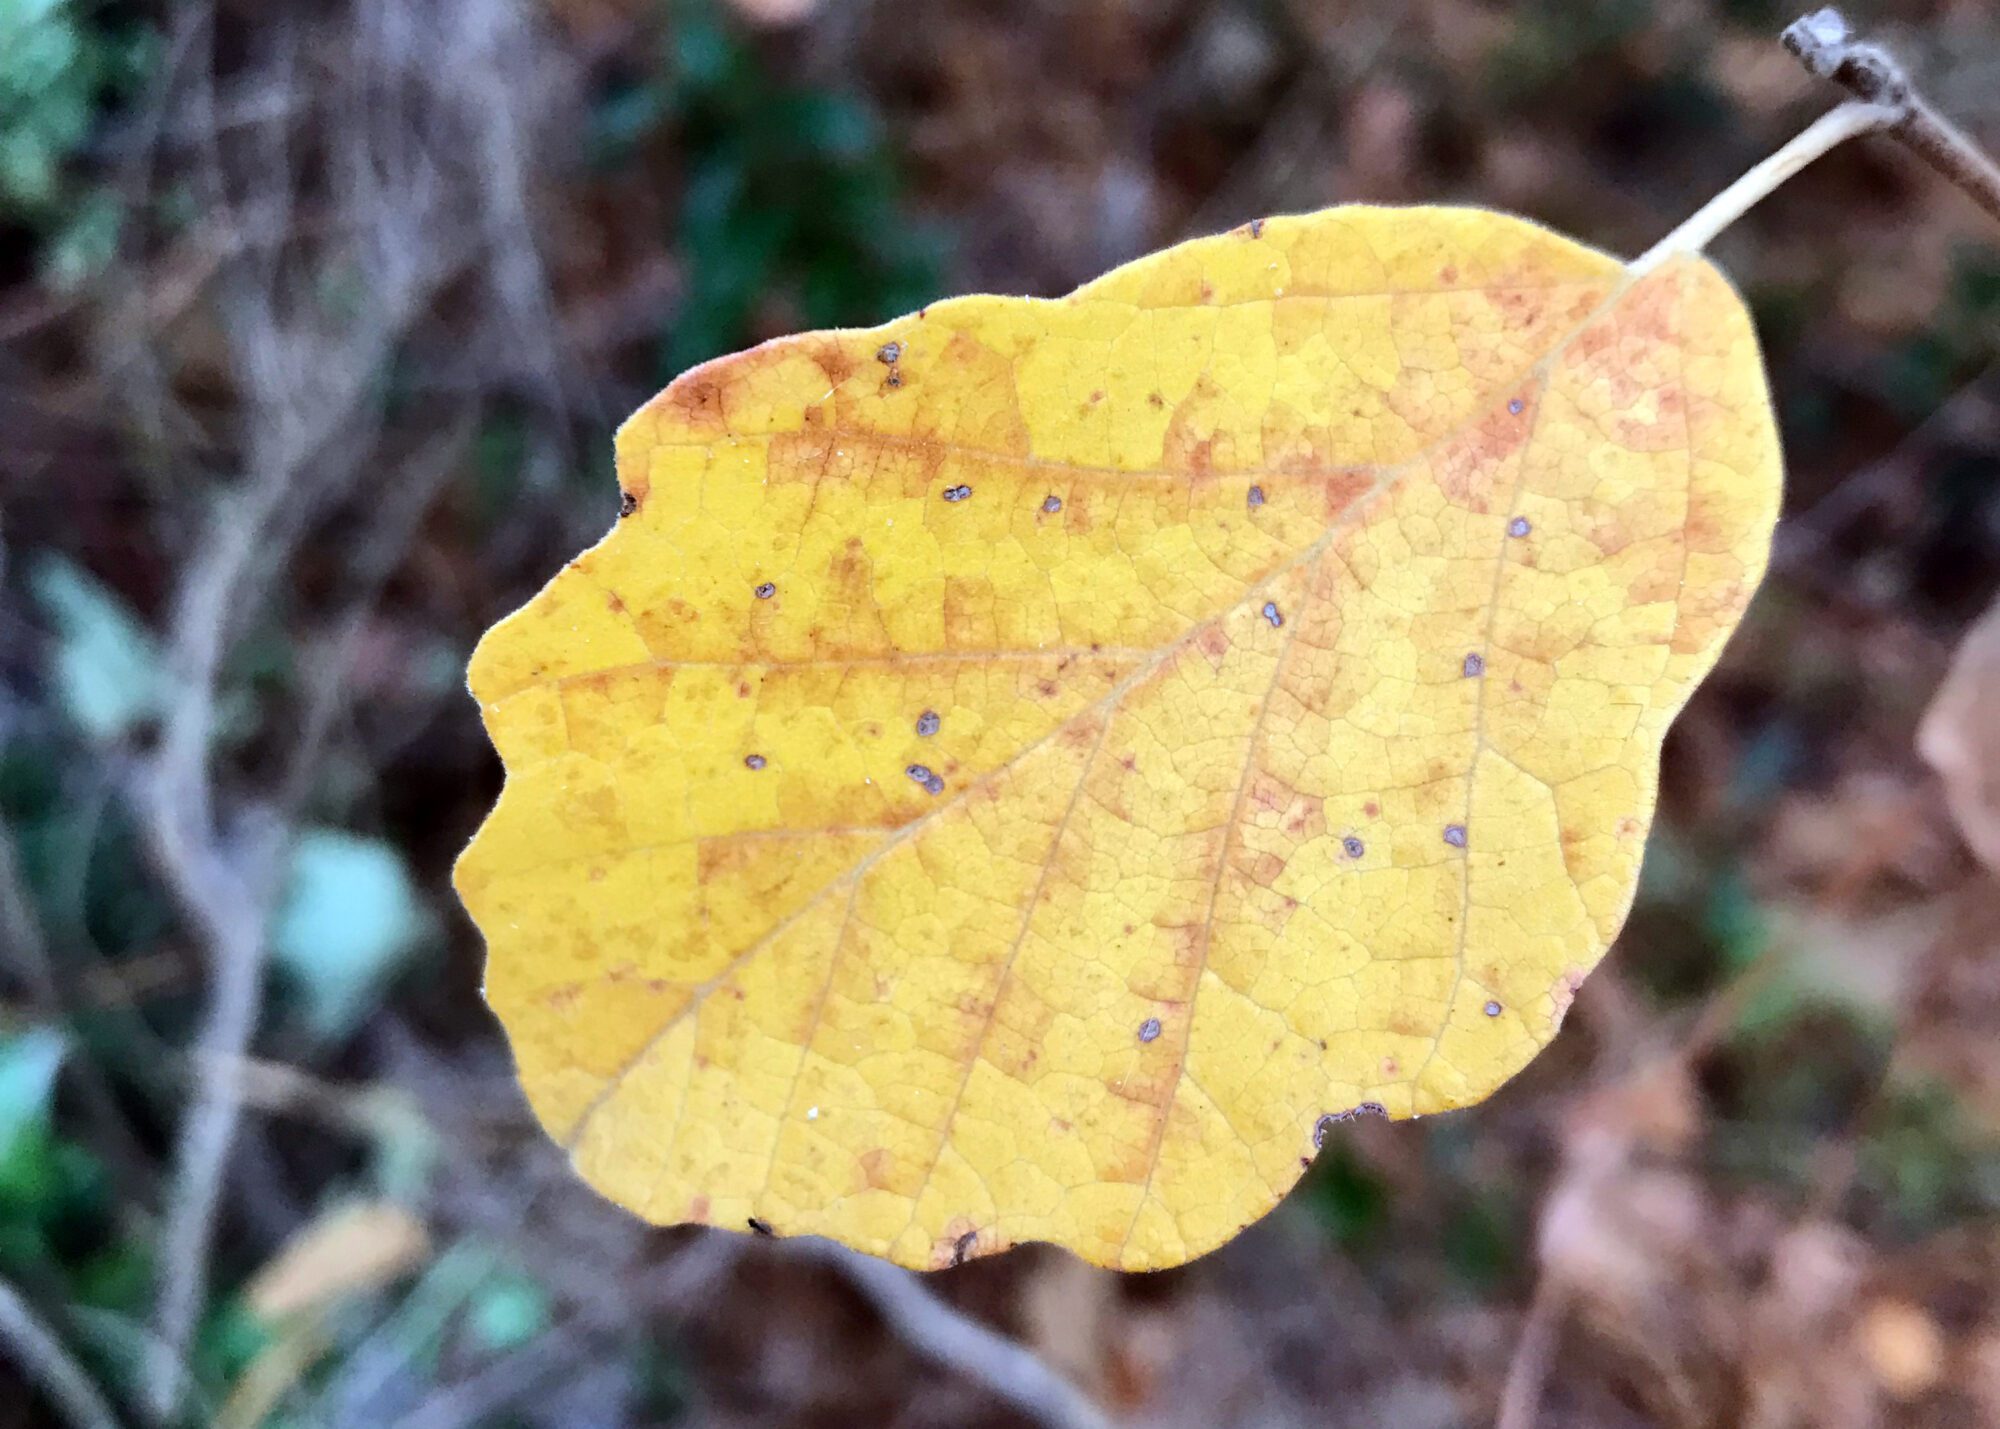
[137,2,518,1407]
[1770,361,1999,597]
[0,1277,125,1429]
[1783,9,2000,227]
[799,1241,1114,1429]
[1495,1276,1567,1429]
[387,1239,745,1429]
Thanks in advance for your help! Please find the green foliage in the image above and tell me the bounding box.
[1883,245,2000,419]
[1441,1192,1522,1293]
[0,1025,65,1166]
[1302,1140,1389,1250]
[0,0,157,284]
[29,553,166,743]
[465,1267,550,1353]
[1854,1081,2000,1238]
[0,1026,144,1328]
[272,829,429,1043]
[613,1,944,374]
[0,0,99,213]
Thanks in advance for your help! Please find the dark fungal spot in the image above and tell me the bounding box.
[1262,601,1283,628]
[617,491,638,518]
[877,341,902,364]
[886,369,903,389]
[754,582,776,599]
[1250,217,1266,238]
[1508,516,1532,538]
[952,1229,978,1266]
[1463,652,1485,678]
[1247,484,1266,508]
[907,764,944,796]
[916,709,941,737]
[1508,398,1524,415]
[747,1217,775,1237]
[1484,1000,1503,1017]
[1138,1017,1162,1043]
[744,754,767,771]
[1042,494,1063,514]
[942,485,972,503]
[1342,835,1364,859]
[1444,824,1468,848]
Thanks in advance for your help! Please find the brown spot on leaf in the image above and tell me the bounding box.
[1550,968,1587,1029]
[666,374,728,433]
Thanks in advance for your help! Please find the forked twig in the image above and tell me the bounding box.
[1636,10,1998,271]
[1783,8,2000,227]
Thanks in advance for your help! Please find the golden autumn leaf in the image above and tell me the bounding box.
[455,206,1780,1271]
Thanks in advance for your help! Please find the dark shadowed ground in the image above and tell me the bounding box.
[3,2,1999,1426]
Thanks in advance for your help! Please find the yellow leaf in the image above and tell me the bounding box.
[456,206,1779,1270]
[244,1200,429,1320]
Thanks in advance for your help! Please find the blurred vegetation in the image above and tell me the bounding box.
[597,0,945,374]
[0,0,156,285]
[2,1,1998,1426]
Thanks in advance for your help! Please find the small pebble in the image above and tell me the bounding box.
[1444,824,1468,848]
[754,582,776,599]
[1262,601,1283,628]
[1042,494,1063,514]
[1138,1017,1162,1043]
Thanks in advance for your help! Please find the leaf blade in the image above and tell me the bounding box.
[457,206,1779,1270]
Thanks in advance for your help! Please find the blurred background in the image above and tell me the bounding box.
[3,1,1999,1426]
